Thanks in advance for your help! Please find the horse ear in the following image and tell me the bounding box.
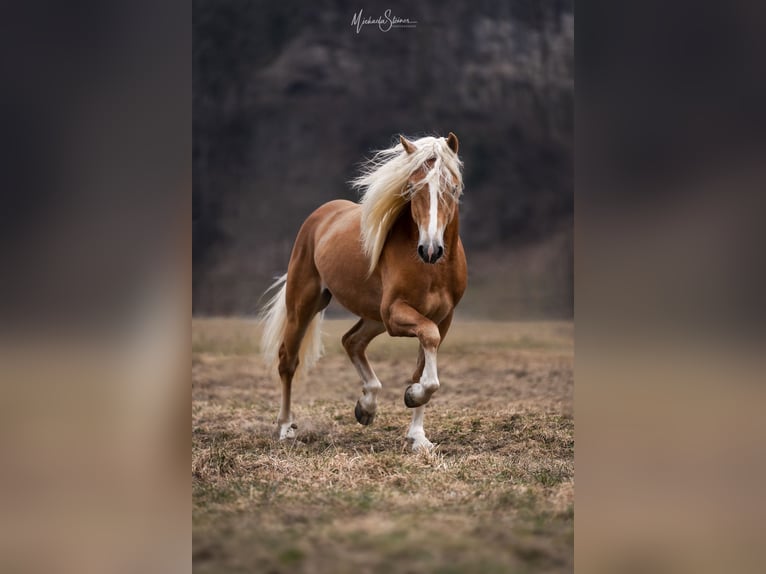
[400,135,417,154]
[446,132,459,154]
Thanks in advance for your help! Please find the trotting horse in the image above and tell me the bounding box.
[259,133,466,452]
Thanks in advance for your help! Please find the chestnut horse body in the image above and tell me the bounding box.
[260,134,466,451]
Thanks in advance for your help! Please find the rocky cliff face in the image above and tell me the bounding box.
[193,0,573,317]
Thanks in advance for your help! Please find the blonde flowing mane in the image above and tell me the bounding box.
[351,135,464,275]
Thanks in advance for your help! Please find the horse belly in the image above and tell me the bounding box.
[326,278,383,320]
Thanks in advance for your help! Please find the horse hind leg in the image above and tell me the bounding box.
[342,318,386,425]
[275,278,331,440]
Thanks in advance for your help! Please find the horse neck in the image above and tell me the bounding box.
[443,204,461,250]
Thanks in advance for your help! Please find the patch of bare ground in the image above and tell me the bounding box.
[193,319,573,573]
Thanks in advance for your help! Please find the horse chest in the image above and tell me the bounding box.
[392,271,455,319]
[421,289,452,320]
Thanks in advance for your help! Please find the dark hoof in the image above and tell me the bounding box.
[354,400,376,426]
[404,384,424,408]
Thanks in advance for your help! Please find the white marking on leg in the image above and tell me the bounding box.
[277,401,292,439]
[351,355,382,414]
[407,405,434,452]
[407,348,440,404]
[279,421,296,440]
[422,348,439,392]
[359,375,382,413]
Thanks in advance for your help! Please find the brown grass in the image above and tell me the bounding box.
[193,319,574,573]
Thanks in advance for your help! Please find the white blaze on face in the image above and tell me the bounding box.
[419,179,445,258]
[428,183,438,238]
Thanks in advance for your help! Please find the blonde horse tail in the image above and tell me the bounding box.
[259,274,324,376]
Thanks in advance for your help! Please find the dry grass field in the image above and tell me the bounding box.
[192,318,574,573]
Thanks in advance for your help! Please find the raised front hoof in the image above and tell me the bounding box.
[404,384,427,408]
[354,400,376,426]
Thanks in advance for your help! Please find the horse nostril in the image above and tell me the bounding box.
[417,245,427,261]
[429,245,444,263]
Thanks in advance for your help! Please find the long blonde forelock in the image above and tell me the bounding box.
[351,136,463,275]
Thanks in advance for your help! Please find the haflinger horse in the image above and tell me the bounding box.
[259,133,467,452]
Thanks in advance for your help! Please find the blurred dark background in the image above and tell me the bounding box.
[193,0,573,318]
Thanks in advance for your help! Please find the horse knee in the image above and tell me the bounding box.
[419,324,440,351]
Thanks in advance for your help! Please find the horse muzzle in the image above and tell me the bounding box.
[417,243,444,264]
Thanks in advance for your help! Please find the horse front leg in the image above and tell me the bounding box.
[385,300,442,407]
[409,310,453,391]
[384,301,444,451]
